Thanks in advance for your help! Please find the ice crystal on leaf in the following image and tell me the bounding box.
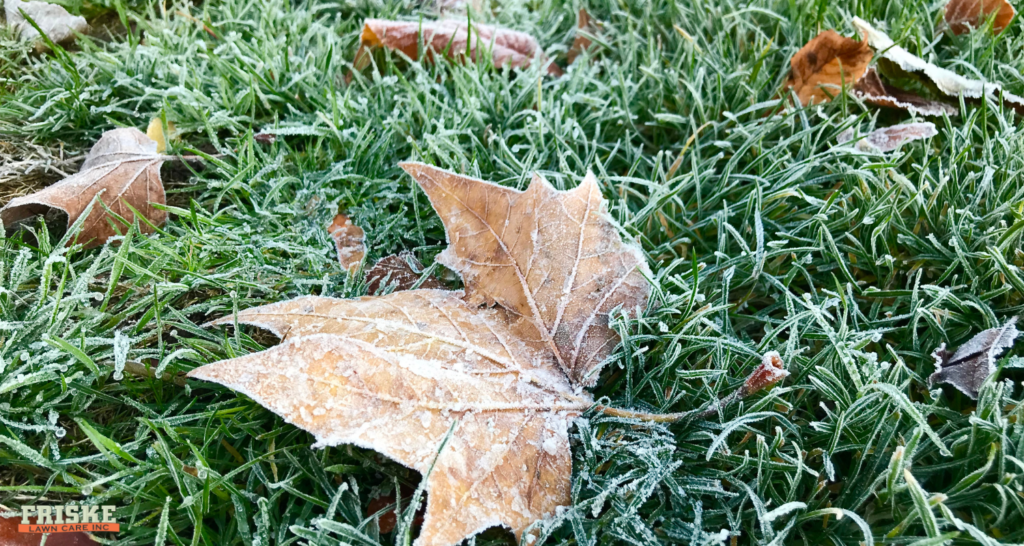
[188,164,652,546]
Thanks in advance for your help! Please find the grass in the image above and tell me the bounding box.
[1,0,1024,544]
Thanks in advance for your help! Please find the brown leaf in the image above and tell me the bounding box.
[567,8,601,65]
[853,17,1024,113]
[945,0,1016,35]
[1,128,166,248]
[189,165,652,546]
[327,213,365,272]
[365,252,444,294]
[5,0,88,44]
[852,68,958,116]
[357,19,561,76]
[193,291,585,545]
[785,30,872,106]
[846,122,938,152]
[400,163,652,386]
[929,317,1019,399]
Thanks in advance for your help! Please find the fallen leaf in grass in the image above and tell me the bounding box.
[4,0,87,44]
[365,251,444,294]
[929,317,1019,399]
[843,122,938,152]
[327,213,365,272]
[853,17,1024,113]
[784,30,872,106]
[145,118,176,153]
[355,19,560,76]
[189,165,651,546]
[945,0,1016,35]
[1,128,167,248]
[567,8,602,64]
[402,163,652,386]
[853,68,958,116]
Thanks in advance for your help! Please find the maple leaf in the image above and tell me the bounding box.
[327,213,366,273]
[944,0,1016,35]
[1,128,167,248]
[402,163,652,387]
[354,19,561,76]
[784,30,872,106]
[5,0,88,44]
[188,165,652,546]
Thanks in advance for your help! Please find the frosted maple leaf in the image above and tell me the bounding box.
[188,164,652,546]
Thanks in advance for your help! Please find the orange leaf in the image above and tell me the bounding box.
[190,165,652,546]
[785,30,872,106]
[401,163,652,386]
[1,128,167,248]
[358,19,560,75]
[945,0,1016,35]
[327,213,365,272]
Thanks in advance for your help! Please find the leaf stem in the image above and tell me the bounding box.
[593,391,743,423]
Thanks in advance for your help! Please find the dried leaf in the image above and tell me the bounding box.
[929,317,1020,399]
[784,30,872,106]
[327,213,365,272]
[365,252,444,294]
[189,165,652,546]
[1,128,167,248]
[4,0,87,44]
[853,68,958,116]
[853,17,1024,112]
[844,122,938,152]
[356,19,560,76]
[193,291,587,545]
[945,0,1016,35]
[742,351,788,396]
[401,163,652,386]
[567,8,601,65]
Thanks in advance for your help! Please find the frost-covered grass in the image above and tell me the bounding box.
[2,0,1024,544]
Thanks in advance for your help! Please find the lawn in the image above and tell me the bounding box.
[1,0,1024,544]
